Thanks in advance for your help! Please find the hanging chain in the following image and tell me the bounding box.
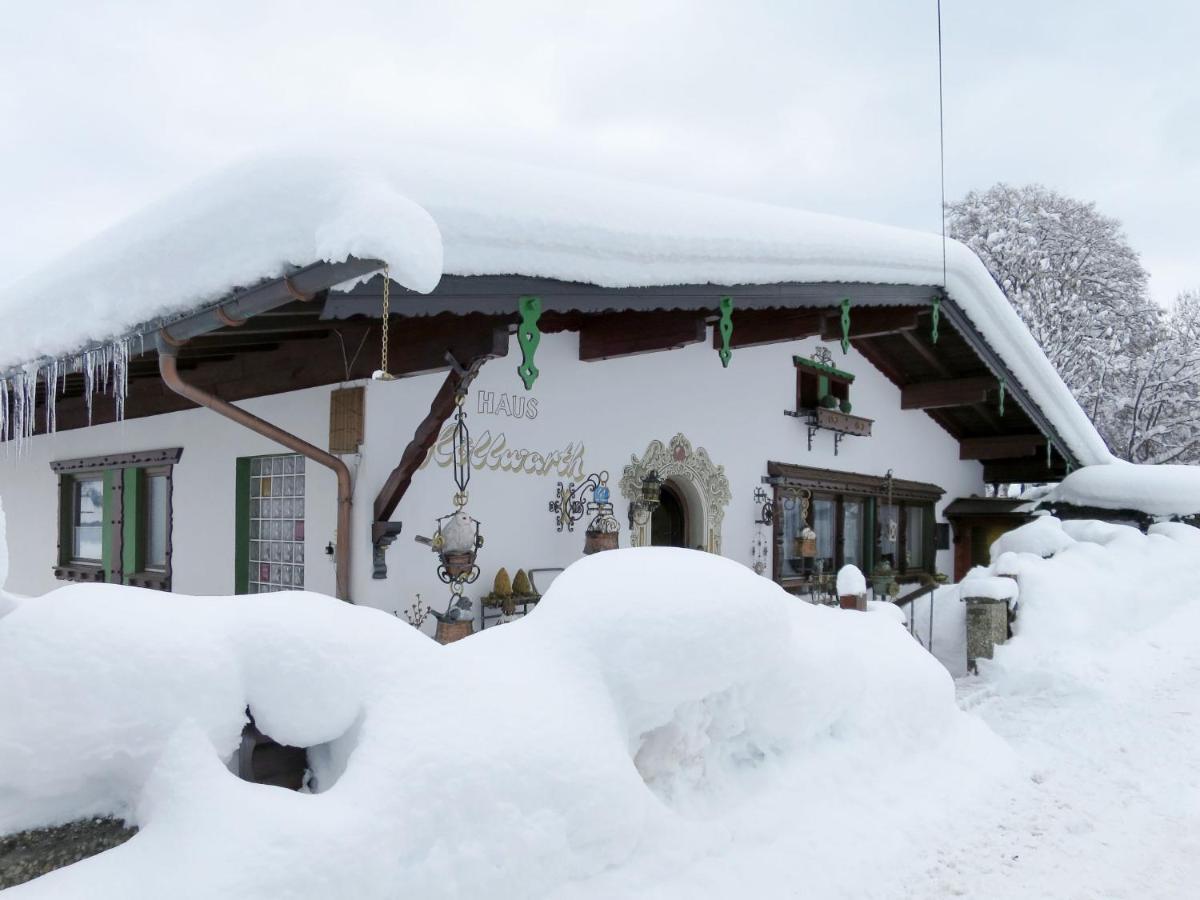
[378,267,394,380]
[451,393,471,507]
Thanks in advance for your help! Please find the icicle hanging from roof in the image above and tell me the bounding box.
[0,334,136,449]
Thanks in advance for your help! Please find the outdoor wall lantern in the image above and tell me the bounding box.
[628,469,664,531]
[549,470,622,554]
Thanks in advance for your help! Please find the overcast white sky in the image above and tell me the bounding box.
[1,1,1196,303]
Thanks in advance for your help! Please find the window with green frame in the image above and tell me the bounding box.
[235,453,307,595]
[768,462,943,587]
[51,448,182,589]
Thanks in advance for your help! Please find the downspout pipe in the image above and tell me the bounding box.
[157,339,354,603]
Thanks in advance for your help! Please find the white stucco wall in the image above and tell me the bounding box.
[0,329,984,621]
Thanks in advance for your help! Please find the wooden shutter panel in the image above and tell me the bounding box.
[329,387,365,455]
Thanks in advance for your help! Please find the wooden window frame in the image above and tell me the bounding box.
[767,462,943,590]
[51,449,180,590]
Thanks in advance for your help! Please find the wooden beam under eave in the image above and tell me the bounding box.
[901,376,996,410]
[959,434,1046,461]
[983,457,1067,484]
[579,312,707,361]
[819,307,921,342]
[710,309,824,350]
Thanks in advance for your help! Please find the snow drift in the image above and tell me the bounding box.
[0,548,1000,898]
[974,516,1200,691]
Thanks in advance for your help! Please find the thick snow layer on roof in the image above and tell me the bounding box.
[0,149,1111,465]
[0,548,1005,897]
[1038,460,1200,517]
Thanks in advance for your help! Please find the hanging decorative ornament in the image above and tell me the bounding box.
[839,297,852,355]
[930,295,942,344]
[884,468,898,545]
[372,267,396,382]
[428,391,483,621]
[790,489,817,559]
[751,522,769,575]
[717,295,734,368]
[583,475,621,554]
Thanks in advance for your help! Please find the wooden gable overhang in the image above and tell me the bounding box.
[29,268,1076,487]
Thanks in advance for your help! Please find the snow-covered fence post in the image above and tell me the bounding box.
[837,564,867,611]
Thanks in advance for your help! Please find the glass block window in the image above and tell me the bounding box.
[247,454,306,593]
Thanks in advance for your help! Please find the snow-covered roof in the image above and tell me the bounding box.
[1037,461,1200,518]
[0,149,1113,466]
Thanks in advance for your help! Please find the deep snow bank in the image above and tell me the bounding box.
[976,516,1200,690]
[0,548,1000,898]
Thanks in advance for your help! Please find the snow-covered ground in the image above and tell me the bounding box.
[1,518,1198,898]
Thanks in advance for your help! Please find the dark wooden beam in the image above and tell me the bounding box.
[44,316,513,435]
[712,309,824,350]
[373,368,468,529]
[901,376,996,410]
[899,327,949,377]
[850,336,906,387]
[819,307,920,342]
[959,434,1046,461]
[579,312,706,361]
[982,458,1066,484]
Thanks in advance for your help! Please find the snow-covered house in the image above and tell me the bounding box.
[0,152,1114,617]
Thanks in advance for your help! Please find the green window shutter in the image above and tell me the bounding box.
[121,468,143,580]
[234,458,250,595]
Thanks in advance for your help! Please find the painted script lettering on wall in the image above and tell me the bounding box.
[476,390,539,419]
[422,424,585,479]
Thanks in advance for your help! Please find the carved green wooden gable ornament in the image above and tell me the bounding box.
[516,295,542,389]
[717,296,734,368]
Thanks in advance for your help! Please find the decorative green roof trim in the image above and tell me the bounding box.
[793,355,856,382]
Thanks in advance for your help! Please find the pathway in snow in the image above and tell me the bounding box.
[900,604,1200,900]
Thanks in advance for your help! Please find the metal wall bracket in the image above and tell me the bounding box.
[371,521,404,579]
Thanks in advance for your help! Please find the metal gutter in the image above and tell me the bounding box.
[0,257,385,382]
[158,257,384,346]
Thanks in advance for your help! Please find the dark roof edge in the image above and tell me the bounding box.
[938,295,1080,471]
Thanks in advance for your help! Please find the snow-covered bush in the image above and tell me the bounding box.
[0,548,1002,897]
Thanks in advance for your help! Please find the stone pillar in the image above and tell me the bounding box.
[965,597,1009,673]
